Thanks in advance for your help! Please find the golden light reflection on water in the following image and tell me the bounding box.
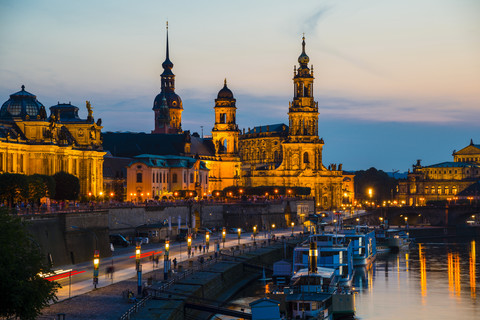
[405,253,409,272]
[448,252,454,296]
[447,252,462,297]
[419,243,427,301]
[470,240,476,299]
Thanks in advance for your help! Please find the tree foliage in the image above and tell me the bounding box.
[0,173,28,206]
[27,174,56,203]
[53,171,80,200]
[354,167,398,202]
[0,210,59,319]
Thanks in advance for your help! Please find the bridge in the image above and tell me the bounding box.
[342,204,480,226]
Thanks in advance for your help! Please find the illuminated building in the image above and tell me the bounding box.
[103,33,351,208]
[0,86,105,196]
[397,140,480,205]
[126,154,209,201]
[237,37,348,209]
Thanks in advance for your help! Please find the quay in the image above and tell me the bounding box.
[39,236,304,320]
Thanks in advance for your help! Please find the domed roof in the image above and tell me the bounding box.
[217,79,234,99]
[298,36,310,66]
[0,85,46,120]
[49,102,82,122]
[153,91,183,110]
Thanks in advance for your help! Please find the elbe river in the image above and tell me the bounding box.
[217,238,479,319]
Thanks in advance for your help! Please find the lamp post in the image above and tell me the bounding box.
[93,250,99,288]
[135,245,141,271]
[164,237,169,280]
[356,218,360,225]
[271,224,275,233]
[237,228,241,245]
[253,225,257,244]
[405,217,408,229]
[187,235,192,258]
[206,232,210,252]
[291,221,295,236]
[222,227,226,248]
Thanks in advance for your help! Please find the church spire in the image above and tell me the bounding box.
[162,21,173,74]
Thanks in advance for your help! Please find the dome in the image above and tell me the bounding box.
[298,36,310,66]
[153,91,183,110]
[49,102,82,122]
[0,85,46,120]
[217,80,234,99]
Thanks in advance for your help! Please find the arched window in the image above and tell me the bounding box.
[452,186,457,194]
[136,173,142,183]
[437,186,442,194]
[172,173,177,183]
[190,173,194,183]
[303,152,309,163]
[425,186,429,194]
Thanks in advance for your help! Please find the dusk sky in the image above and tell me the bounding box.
[1,0,479,172]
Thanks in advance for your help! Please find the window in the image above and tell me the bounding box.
[152,173,155,183]
[444,186,449,195]
[190,173,194,183]
[220,113,226,124]
[438,186,442,194]
[425,186,429,194]
[303,152,309,163]
[184,172,187,183]
[172,173,177,183]
[136,173,142,183]
[452,186,457,194]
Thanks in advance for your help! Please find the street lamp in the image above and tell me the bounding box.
[222,227,226,248]
[93,250,99,288]
[291,221,295,236]
[237,228,241,245]
[253,225,257,243]
[405,217,408,229]
[187,235,192,257]
[356,218,360,225]
[164,237,169,280]
[135,245,141,270]
[206,232,210,252]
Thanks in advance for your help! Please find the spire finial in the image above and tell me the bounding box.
[470,138,474,145]
[224,78,227,86]
[21,85,25,91]
[166,21,170,60]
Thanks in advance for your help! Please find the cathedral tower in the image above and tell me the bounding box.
[282,36,324,171]
[212,79,239,155]
[288,36,319,142]
[152,23,183,134]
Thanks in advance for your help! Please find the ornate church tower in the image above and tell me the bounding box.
[288,36,319,142]
[208,80,241,191]
[212,79,239,155]
[282,36,324,171]
[152,23,183,134]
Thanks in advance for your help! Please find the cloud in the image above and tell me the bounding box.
[303,6,332,34]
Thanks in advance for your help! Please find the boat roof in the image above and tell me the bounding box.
[286,292,332,302]
[292,267,335,280]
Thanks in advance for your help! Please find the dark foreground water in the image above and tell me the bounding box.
[215,238,479,319]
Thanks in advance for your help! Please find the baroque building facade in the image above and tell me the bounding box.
[397,140,480,205]
[238,37,346,209]
[0,86,105,196]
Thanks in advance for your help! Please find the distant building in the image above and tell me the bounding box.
[0,86,105,196]
[397,139,480,205]
[125,154,209,201]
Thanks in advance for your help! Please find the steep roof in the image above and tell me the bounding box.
[246,123,288,134]
[102,132,215,158]
[130,154,209,170]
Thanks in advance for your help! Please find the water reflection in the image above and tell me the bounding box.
[470,240,476,298]
[355,240,479,319]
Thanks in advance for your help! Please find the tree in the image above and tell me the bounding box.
[0,210,59,319]
[354,167,398,202]
[27,174,56,204]
[53,171,80,200]
[0,173,28,206]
